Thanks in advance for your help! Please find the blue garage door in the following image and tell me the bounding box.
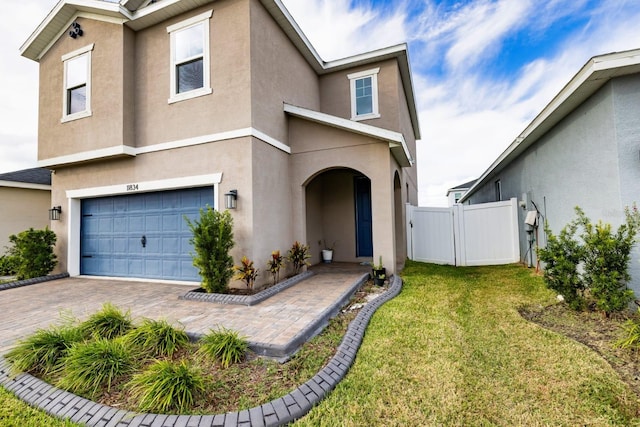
[80,187,214,281]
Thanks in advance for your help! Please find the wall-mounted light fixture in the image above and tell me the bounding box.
[69,22,83,39]
[224,190,238,210]
[49,206,62,221]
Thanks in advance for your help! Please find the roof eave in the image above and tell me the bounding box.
[460,48,640,204]
[284,103,413,167]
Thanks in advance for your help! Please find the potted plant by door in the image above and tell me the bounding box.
[372,256,386,285]
[321,240,335,263]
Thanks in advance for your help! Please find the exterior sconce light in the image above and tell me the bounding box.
[69,22,83,38]
[224,190,238,210]
[49,206,62,221]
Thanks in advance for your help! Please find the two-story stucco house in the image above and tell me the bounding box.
[21,0,420,285]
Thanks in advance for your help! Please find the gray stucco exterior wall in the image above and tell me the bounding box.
[467,75,640,295]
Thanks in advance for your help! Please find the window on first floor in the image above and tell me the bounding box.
[167,10,213,103]
[348,68,380,121]
[62,44,94,122]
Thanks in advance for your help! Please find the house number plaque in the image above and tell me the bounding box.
[126,184,139,191]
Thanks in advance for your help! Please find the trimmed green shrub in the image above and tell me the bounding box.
[79,303,133,340]
[0,254,18,276]
[57,338,135,397]
[123,319,189,358]
[537,218,586,310]
[128,359,205,413]
[539,206,640,316]
[185,207,235,293]
[5,326,84,376]
[577,207,637,316]
[197,327,248,368]
[7,228,57,280]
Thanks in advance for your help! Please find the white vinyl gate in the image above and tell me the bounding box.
[406,198,520,266]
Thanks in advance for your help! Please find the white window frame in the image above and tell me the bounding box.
[61,43,94,123]
[348,67,380,121]
[167,10,213,104]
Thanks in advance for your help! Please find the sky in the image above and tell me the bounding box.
[1,0,639,206]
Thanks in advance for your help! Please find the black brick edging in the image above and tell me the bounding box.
[179,271,315,306]
[0,273,69,292]
[0,275,403,427]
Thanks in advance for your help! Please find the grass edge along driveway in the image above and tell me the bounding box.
[2,262,640,426]
[295,262,640,426]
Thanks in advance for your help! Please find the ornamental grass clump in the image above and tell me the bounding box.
[123,319,190,358]
[79,303,133,340]
[198,328,248,368]
[57,338,135,397]
[5,326,84,376]
[128,359,205,413]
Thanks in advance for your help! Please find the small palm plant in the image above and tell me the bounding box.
[266,250,285,285]
[198,327,248,368]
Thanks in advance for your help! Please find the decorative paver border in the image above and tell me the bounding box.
[0,273,69,292]
[179,271,315,306]
[0,275,403,426]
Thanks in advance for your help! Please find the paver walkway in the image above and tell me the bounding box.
[0,268,366,355]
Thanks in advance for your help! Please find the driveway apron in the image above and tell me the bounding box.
[0,272,363,354]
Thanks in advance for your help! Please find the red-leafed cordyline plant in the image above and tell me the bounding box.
[233,256,259,291]
[266,250,285,285]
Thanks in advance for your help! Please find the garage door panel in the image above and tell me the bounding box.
[81,187,213,281]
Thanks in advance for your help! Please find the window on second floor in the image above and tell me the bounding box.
[454,192,462,203]
[167,10,213,103]
[62,44,94,122]
[348,68,380,121]
[495,180,502,201]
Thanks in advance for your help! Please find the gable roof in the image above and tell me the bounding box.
[460,48,640,204]
[0,167,52,190]
[446,179,476,196]
[20,0,420,140]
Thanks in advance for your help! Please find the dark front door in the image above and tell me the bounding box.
[354,176,373,257]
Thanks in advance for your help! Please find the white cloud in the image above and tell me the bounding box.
[0,0,50,173]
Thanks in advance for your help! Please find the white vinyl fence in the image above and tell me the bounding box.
[407,198,520,266]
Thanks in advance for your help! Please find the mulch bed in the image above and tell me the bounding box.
[520,303,640,396]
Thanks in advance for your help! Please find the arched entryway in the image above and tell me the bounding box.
[304,168,373,265]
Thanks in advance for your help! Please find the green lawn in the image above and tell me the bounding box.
[2,262,640,426]
[295,262,640,426]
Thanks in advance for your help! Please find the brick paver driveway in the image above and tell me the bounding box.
[0,270,365,354]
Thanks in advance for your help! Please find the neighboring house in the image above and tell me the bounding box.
[460,48,640,294]
[20,0,420,285]
[445,179,475,206]
[0,168,52,251]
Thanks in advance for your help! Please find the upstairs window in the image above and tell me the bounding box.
[495,180,502,201]
[62,44,94,122]
[167,10,212,103]
[348,68,380,121]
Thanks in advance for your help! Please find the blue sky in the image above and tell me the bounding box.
[1,0,639,206]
